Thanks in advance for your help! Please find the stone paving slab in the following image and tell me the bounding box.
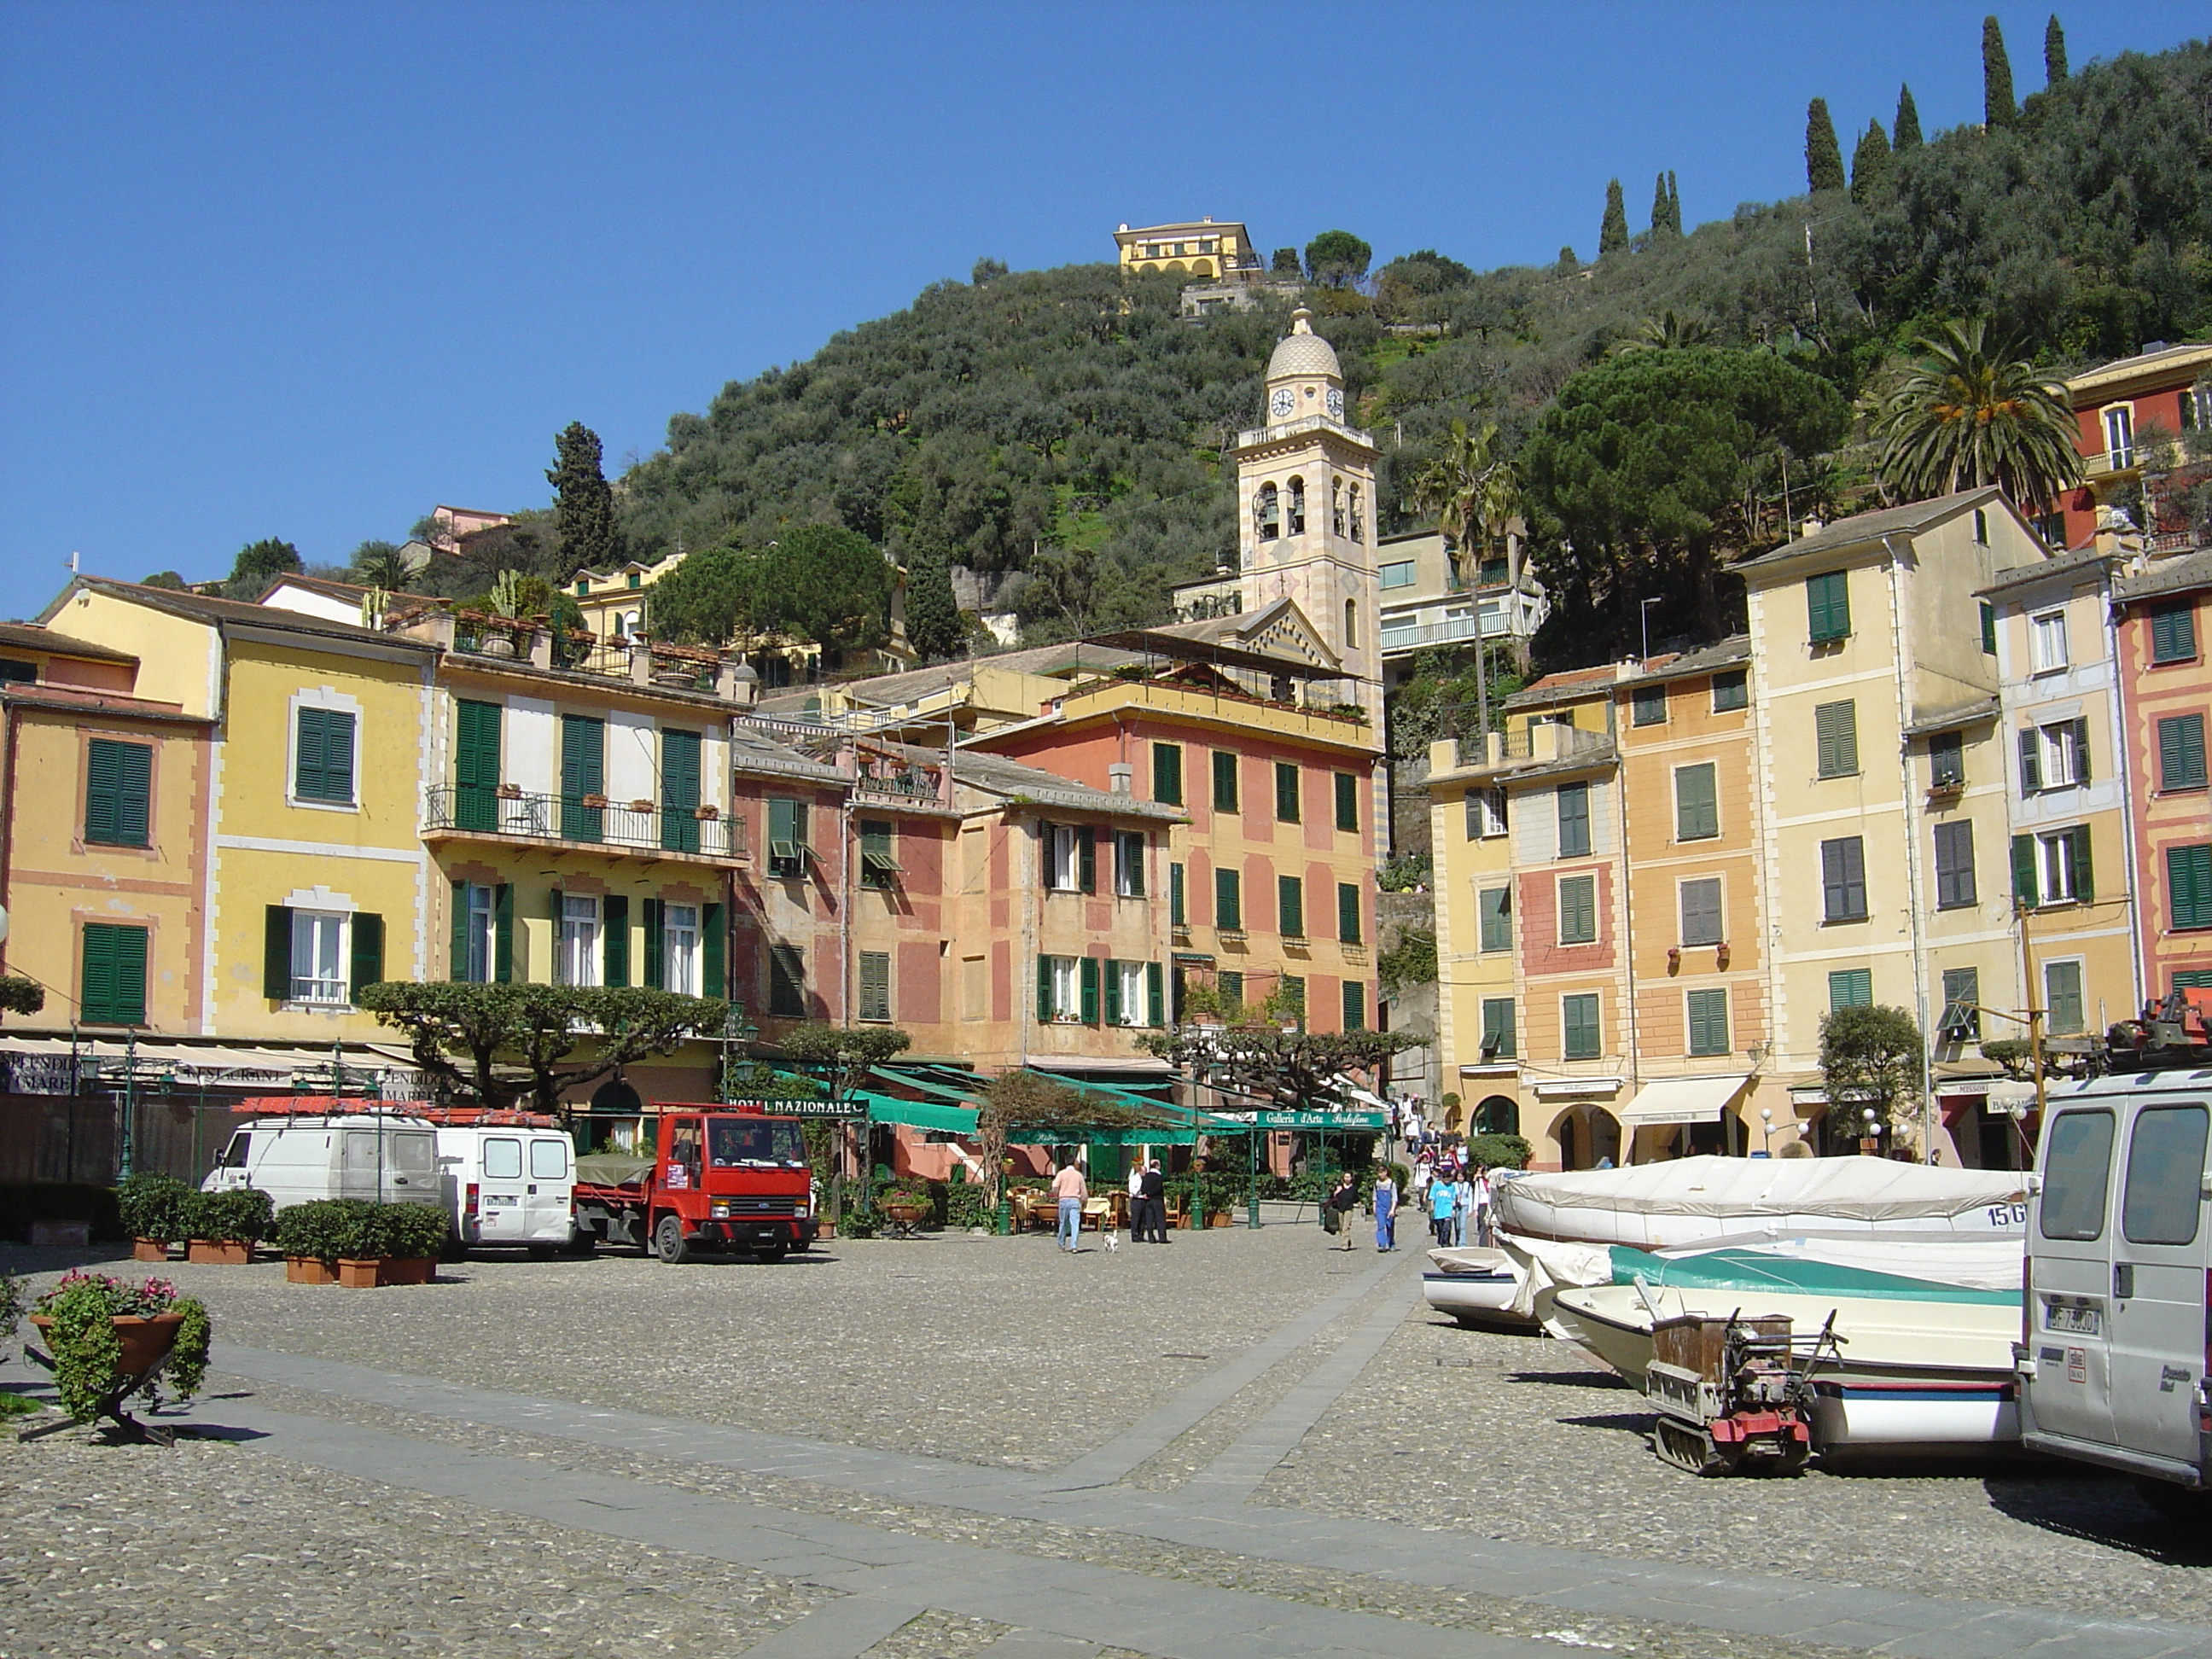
[741,1597,934,1659]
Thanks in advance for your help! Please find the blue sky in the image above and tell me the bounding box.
[0,2,2200,619]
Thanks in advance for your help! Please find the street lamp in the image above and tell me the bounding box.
[1759,1106,1773,1157]
[1861,1106,1881,1155]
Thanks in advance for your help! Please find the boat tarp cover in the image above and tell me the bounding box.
[1610,1245,2018,1306]
[1493,1155,2026,1241]
[1662,1233,2025,1292]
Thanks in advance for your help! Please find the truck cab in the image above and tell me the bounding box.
[573,1104,814,1262]
[2020,1034,2212,1515]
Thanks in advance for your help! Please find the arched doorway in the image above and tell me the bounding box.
[1474,1096,1519,1136]
[1553,1110,1580,1171]
[1587,1109,1621,1168]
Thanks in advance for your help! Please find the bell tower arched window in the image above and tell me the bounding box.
[1254,483,1279,541]
[1344,598,1358,651]
[1331,480,1346,537]
[1287,477,1307,536]
[1348,484,1364,542]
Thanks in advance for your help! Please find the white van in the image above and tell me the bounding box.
[437,1126,575,1252]
[2018,1063,2212,1514]
[203,1114,442,1212]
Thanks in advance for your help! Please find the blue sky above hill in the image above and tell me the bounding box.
[0,2,2200,617]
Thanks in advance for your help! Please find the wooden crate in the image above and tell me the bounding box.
[1650,1313,1791,1382]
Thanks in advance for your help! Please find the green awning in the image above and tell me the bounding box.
[855,1091,978,1135]
[869,1068,984,1106]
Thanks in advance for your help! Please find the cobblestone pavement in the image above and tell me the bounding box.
[3,1229,2209,1657]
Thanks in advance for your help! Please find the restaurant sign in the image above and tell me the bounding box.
[1249,1109,1387,1129]
[743,1097,869,1119]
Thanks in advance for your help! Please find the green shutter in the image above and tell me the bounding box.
[1278,876,1304,937]
[1079,956,1100,1025]
[2161,715,2208,790]
[1103,959,1123,1026]
[1215,867,1241,930]
[1687,988,1729,1056]
[1335,771,1358,831]
[1980,601,1997,655]
[602,894,629,987]
[455,701,501,830]
[1275,762,1301,822]
[1675,763,1717,839]
[2012,833,2039,909]
[1037,954,1053,1022]
[1079,826,1097,894]
[1147,961,1165,1027]
[1212,749,1238,812]
[1829,969,1872,1010]
[494,884,515,983]
[2169,846,2212,929]
[82,924,146,1025]
[701,902,724,997]
[642,899,664,990]
[264,905,293,1000]
[1480,886,1511,952]
[859,951,891,1021]
[1170,863,1185,927]
[450,877,469,980]
[1342,980,1364,1031]
[349,912,383,1001]
[661,728,701,853]
[1153,742,1183,806]
[560,715,604,841]
[1337,882,1361,945]
[294,707,324,800]
[2152,601,2198,664]
[2069,827,2093,905]
[1807,570,1849,643]
[84,737,119,844]
[1815,701,1858,777]
[84,739,151,847]
[2018,729,2042,795]
[2073,719,2092,786]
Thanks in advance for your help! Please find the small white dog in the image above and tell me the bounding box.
[1102,1225,1120,1253]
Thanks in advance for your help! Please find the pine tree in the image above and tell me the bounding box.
[1982,15,2017,129]
[547,422,620,572]
[1804,99,1845,193]
[1893,84,1923,149]
[2044,15,2068,84]
[1850,119,1892,205]
[1665,171,1682,236]
[1598,179,1628,257]
[1649,172,1674,239]
[902,542,963,661]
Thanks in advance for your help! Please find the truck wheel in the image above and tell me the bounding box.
[754,1243,789,1263]
[2133,1476,2212,1521]
[654,1214,692,1265]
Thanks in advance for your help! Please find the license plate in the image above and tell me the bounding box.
[486,1194,519,1208]
[2046,1301,2100,1336]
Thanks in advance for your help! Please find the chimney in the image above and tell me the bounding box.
[1108,763,1132,794]
[1800,516,1825,539]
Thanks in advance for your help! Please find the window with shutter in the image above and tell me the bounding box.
[2045,960,2086,1034]
[1078,825,1097,894]
[1217,970,1243,1013]
[1479,887,1511,952]
[1820,836,1867,922]
[1828,969,1872,1010]
[767,798,810,877]
[1170,863,1185,927]
[1335,771,1358,831]
[769,944,806,1016]
[2151,601,2198,665]
[1679,877,1723,946]
[859,952,892,1022]
[1807,570,1850,643]
[1674,763,1718,840]
[350,911,384,1000]
[1342,981,1365,1032]
[559,715,603,841]
[1079,956,1100,1024]
[2171,845,2212,931]
[1980,601,1997,655]
[1711,670,1749,712]
[1146,961,1165,1027]
[1212,750,1239,812]
[1153,742,1184,806]
[454,701,501,831]
[84,738,153,847]
[1214,868,1242,931]
[1278,975,1305,1027]
[1631,684,1667,726]
[599,895,627,988]
[79,923,148,1026]
[1557,874,1598,944]
[660,728,701,853]
[294,707,358,804]
[1939,967,1982,1039]
[1814,701,1859,777]
[1930,730,1965,788]
[1115,830,1145,898]
[1336,881,1361,945]
[2017,728,2043,795]
[2159,714,2208,790]
[1557,782,1591,857]
[1480,998,1516,1058]
[1278,876,1304,938]
[1275,762,1301,822]
[1562,993,1601,1060]
[1685,988,1729,1057]
[859,819,899,889]
[1934,820,1977,909]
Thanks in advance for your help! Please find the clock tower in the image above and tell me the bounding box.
[1231,309,1382,727]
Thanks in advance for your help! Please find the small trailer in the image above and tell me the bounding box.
[571,1103,815,1264]
[1645,1309,1837,1476]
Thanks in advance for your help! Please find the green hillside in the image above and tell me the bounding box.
[613,33,2209,654]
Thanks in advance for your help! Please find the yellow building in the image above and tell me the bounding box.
[1115,218,1256,280]
[1426,731,1521,1140]
[0,620,214,1039]
[1735,490,2050,1160]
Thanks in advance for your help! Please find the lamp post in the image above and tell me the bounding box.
[1860,1105,1881,1156]
[1759,1106,1773,1156]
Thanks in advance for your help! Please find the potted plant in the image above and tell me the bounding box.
[495,782,524,800]
[271,1198,352,1284]
[694,804,720,821]
[627,797,656,813]
[183,1186,273,1264]
[881,1187,931,1231]
[580,792,610,810]
[116,1172,193,1262]
[27,1270,209,1437]
[336,1202,449,1288]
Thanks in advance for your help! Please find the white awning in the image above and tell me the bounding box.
[1619,1074,1750,1126]
[0,1035,419,1083]
[1532,1076,1622,1098]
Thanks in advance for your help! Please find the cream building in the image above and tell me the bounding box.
[1736,489,2050,1160]
[1114,218,1257,281]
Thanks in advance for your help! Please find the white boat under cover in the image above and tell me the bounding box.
[1420,1246,1528,1324]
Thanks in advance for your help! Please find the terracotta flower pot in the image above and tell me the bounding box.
[693,805,719,821]
[186,1240,252,1265]
[29,1312,183,1380]
[336,1258,381,1289]
[132,1237,171,1263]
[284,1256,337,1285]
[377,1257,436,1286]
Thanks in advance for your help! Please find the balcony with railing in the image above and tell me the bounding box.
[1450,721,1615,772]
[422,784,745,861]
[1233,414,1377,450]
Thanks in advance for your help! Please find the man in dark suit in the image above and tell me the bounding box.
[1138,1159,1167,1243]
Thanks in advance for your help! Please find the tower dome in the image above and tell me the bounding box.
[1266,307,1342,383]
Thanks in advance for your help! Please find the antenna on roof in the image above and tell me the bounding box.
[67,551,79,573]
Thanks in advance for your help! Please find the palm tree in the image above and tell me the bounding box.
[1411,420,1522,730]
[349,544,415,592]
[1612,310,1713,354]
[1872,320,2083,509]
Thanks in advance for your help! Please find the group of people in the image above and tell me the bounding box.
[1325,1157,1495,1253]
[1124,1159,1169,1243]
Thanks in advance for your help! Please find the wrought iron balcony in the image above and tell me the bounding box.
[422,785,744,860]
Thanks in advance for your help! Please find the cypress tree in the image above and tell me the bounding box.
[1982,15,2017,128]
[548,422,620,571]
[1649,172,1674,239]
[2044,15,2068,84]
[1599,178,1629,257]
[1850,119,1892,205]
[1805,99,1846,193]
[1664,171,1682,236]
[1893,84,1923,149]
[902,542,963,662]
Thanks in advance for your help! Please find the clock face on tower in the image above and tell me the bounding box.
[1324,387,1344,420]
[1269,387,1295,419]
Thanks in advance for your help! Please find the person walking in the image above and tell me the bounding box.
[1138,1159,1167,1243]
[1452,1167,1476,1248]
[1328,1170,1359,1250]
[1372,1166,1398,1252]
[1051,1156,1088,1252]
[1429,1166,1458,1248]
[1470,1164,1494,1247]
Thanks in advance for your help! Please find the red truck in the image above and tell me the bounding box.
[571,1103,816,1263]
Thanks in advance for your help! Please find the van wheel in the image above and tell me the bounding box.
[2133,1476,2212,1521]
[565,1231,597,1257]
[653,1214,692,1265]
